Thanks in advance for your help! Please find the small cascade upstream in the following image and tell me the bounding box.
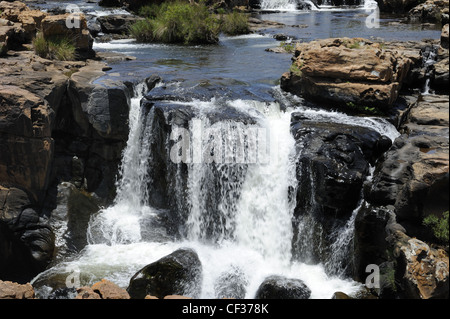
[259,0,370,11]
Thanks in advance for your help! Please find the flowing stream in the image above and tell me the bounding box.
[30,0,439,299]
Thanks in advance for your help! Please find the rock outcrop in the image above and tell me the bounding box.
[281,38,412,112]
[357,90,449,298]
[1,2,134,283]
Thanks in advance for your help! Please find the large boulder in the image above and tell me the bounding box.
[255,275,311,299]
[281,38,412,112]
[127,248,202,299]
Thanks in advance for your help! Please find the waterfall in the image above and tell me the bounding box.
[86,82,154,245]
[421,45,438,95]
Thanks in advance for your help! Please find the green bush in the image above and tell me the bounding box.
[130,1,219,44]
[130,2,251,44]
[33,33,76,61]
[423,211,449,244]
[220,10,250,36]
[129,18,155,42]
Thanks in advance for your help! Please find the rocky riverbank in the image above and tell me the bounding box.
[280,27,449,298]
[1,0,148,283]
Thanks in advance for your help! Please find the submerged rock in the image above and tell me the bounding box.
[255,275,311,299]
[127,248,202,299]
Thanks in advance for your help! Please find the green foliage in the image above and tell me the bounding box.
[32,33,48,58]
[130,1,220,44]
[345,101,383,115]
[423,211,449,244]
[279,41,295,53]
[129,18,155,42]
[33,33,76,61]
[289,62,302,76]
[130,2,251,44]
[219,10,250,36]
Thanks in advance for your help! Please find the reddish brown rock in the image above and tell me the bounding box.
[281,38,412,110]
[0,280,35,299]
[91,279,130,299]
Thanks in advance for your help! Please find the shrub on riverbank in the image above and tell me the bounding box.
[219,10,250,36]
[129,1,219,44]
[129,1,250,44]
[33,33,76,61]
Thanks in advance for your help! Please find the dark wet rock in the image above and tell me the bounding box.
[375,0,423,13]
[291,114,392,220]
[97,14,144,35]
[127,248,202,299]
[290,112,393,265]
[0,190,55,283]
[255,275,311,299]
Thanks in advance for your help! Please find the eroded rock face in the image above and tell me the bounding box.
[389,231,449,299]
[360,89,449,298]
[281,38,412,111]
[366,95,449,237]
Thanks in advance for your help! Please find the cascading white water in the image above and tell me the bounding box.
[259,0,375,11]
[86,82,155,246]
[32,81,401,299]
[231,100,297,265]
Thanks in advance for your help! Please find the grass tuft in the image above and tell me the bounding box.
[33,33,76,61]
